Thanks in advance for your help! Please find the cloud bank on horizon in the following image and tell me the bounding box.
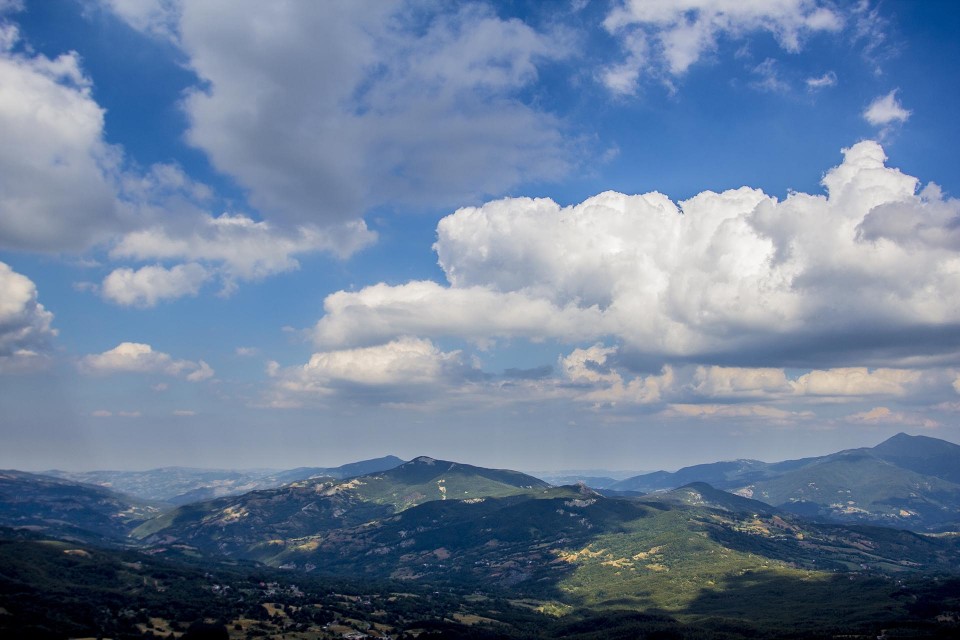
[1,0,959,469]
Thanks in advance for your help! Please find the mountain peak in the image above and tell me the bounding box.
[873,432,958,455]
[870,432,960,485]
[410,456,439,465]
[883,432,916,444]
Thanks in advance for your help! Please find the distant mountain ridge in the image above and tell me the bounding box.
[44,455,406,504]
[610,433,960,531]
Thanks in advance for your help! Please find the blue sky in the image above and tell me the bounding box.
[2,0,960,472]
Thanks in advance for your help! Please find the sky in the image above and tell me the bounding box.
[2,0,960,473]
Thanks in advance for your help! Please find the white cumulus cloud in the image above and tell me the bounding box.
[0,26,125,251]
[0,10,381,299]
[845,406,938,428]
[559,344,673,406]
[269,337,480,407]
[560,345,622,385]
[101,263,210,307]
[692,366,792,398]
[552,359,935,407]
[312,142,960,369]
[601,0,842,94]
[863,89,911,126]
[104,1,573,227]
[0,261,57,372]
[100,0,178,40]
[791,367,921,397]
[111,213,375,290]
[80,342,213,381]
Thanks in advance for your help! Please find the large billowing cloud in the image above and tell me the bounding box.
[104,1,572,226]
[601,0,843,94]
[312,141,960,369]
[0,261,57,372]
[80,342,213,381]
[0,12,377,300]
[0,24,124,251]
[1,1,578,304]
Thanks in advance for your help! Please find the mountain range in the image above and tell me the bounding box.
[128,454,960,599]
[3,434,960,638]
[608,433,960,531]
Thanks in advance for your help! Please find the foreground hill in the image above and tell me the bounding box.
[611,433,960,530]
[5,526,957,639]
[0,470,162,544]
[45,455,405,505]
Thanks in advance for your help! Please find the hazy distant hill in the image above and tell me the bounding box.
[610,433,960,531]
[45,455,406,504]
[535,474,620,488]
[608,458,809,493]
[531,468,646,489]
[0,470,162,544]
